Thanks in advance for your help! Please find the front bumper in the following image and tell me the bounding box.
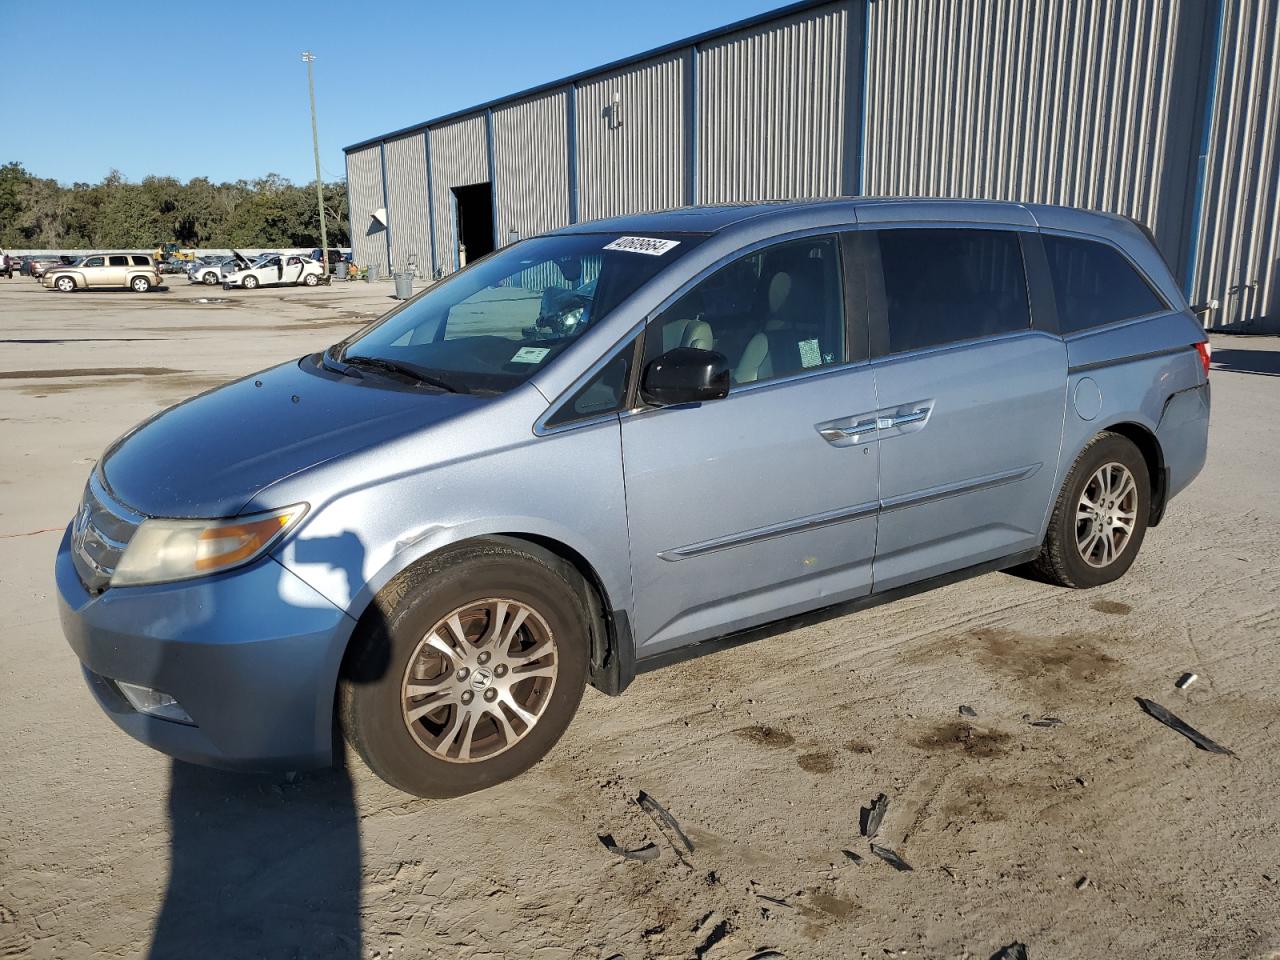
[56,527,356,770]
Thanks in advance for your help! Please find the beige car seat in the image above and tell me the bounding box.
[733,271,792,383]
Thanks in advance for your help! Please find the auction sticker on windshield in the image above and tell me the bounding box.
[512,346,551,364]
[603,236,681,256]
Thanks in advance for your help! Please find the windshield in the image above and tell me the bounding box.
[334,232,702,394]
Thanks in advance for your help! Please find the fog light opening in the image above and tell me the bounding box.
[114,681,195,725]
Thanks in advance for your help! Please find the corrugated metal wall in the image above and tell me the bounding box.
[346,144,387,270]
[383,132,431,274]
[428,113,489,276]
[576,53,688,221]
[1191,0,1280,331]
[492,90,571,242]
[863,0,1190,256]
[697,3,849,203]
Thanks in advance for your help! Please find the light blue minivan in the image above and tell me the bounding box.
[56,199,1210,796]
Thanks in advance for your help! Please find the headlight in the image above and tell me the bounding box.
[111,504,307,587]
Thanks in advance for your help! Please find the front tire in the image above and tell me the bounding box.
[202,272,218,285]
[55,276,75,293]
[243,275,259,289]
[339,539,590,797]
[131,276,152,293]
[1032,432,1150,588]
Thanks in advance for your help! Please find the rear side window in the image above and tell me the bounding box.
[876,229,1030,354]
[131,255,150,266]
[644,234,846,388]
[108,255,129,267]
[1043,235,1166,333]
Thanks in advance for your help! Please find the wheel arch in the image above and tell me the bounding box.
[1093,420,1168,526]
[339,532,634,702]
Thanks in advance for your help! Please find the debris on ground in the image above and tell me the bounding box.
[754,893,792,910]
[860,793,889,839]
[598,833,660,861]
[1075,876,1089,890]
[637,790,695,854]
[692,914,730,959]
[869,843,913,872]
[959,704,978,717]
[1176,672,1199,689]
[1023,714,1064,727]
[747,952,785,959]
[1135,697,1235,756]
[841,849,864,865]
[990,942,1029,960]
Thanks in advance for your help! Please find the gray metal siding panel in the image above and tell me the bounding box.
[383,132,431,274]
[864,0,1186,251]
[577,53,687,221]
[696,2,849,203]
[428,114,489,275]
[1192,0,1280,331]
[346,144,386,270]
[492,89,570,242]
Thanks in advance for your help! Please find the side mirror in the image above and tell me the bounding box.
[640,347,731,407]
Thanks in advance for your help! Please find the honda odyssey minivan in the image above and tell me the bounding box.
[56,199,1210,797]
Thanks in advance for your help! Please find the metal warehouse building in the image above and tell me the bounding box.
[344,0,1280,332]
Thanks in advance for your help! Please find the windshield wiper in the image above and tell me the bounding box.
[338,354,465,393]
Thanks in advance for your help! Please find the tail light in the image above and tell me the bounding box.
[1195,341,1212,376]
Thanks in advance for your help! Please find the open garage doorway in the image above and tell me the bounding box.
[451,183,494,269]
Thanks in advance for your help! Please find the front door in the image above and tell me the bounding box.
[622,233,880,656]
[864,227,1068,590]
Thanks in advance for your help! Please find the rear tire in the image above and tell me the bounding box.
[131,276,152,293]
[303,273,319,286]
[339,539,590,797]
[1032,432,1150,588]
[202,272,218,285]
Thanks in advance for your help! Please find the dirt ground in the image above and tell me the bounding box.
[1,274,1278,960]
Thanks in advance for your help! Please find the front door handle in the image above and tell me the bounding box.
[817,418,878,444]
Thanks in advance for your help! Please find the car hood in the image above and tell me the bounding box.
[101,356,485,519]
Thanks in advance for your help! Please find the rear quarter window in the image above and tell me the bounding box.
[1043,235,1166,333]
[131,256,151,266]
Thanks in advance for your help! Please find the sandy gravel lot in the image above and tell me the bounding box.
[1,274,1278,960]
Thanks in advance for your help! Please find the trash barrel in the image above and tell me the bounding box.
[393,272,414,300]
[366,263,379,282]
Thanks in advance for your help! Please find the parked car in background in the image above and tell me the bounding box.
[30,255,76,280]
[55,199,1210,798]
[309,248,351,274]
[187,254,242,286]
[222,253,325,289]
[44,254,160,293]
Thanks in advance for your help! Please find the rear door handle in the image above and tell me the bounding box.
[817,418,879,445]
[885,408,929,428]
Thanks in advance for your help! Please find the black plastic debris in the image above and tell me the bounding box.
[869,843,913,872]
[860,793,889,839]
[755,893,793,909]
[637,790,695,853]
[748,952,785,959]
[1135,697,1235,756]
[1176,672,1198,689]
[1024,715,1064,727]
[990,942,1029,960]
[841,849,864,865]
[959,705,978,717]
[598,833,660,861]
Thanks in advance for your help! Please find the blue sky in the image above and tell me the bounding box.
[2,0,782,186]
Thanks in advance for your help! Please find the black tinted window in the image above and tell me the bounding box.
[1043,235,1165,333]
[645,235,845,388]
[545,343,633,428]
[877,229,1030,354]
[131,256,150,266]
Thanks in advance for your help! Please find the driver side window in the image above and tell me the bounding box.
[643,235,846,389]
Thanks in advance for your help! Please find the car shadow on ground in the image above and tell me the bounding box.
[147,761,363,959]
[1212,347,1280,377]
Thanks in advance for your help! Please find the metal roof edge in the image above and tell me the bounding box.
[343,0,844,153]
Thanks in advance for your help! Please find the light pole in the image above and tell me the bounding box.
[301,51,329,276]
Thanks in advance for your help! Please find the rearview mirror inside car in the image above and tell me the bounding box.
[640,347,731,406]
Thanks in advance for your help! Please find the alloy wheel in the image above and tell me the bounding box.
[1076,462,1138,568]
[400,598,559,763]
